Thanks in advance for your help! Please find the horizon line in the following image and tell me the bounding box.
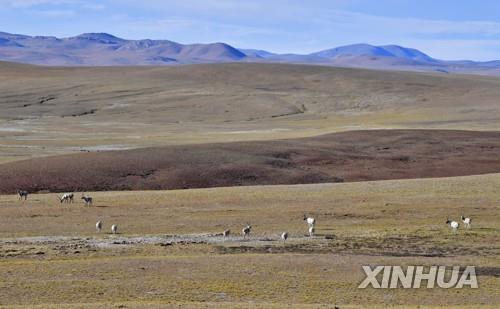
[1,30,496,63]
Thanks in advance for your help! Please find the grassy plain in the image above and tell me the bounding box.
[0,173,498,307]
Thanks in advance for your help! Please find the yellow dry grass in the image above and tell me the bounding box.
[0,173,499,307]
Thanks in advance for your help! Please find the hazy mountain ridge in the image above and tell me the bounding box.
[0,32,245,65]
[0,31,499,75]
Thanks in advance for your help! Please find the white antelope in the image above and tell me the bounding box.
[461,215,472,229]
[81,194,93,206]
[96,221,102,232]
[17,190,29,201]
[58,193,74,203]
[223,229,230,237]
[281,232,288,243]
[303,215,315,227]
[308,226,315,237]
[446,218,459,232]
[242,225,251,239]
[111,224,118,234]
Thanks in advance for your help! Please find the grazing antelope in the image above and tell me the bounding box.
[58,193,74,203]
[81,194,93,206]
[281,232,288,243]
[223,229,230,237]
[308,226,315,237]
[17,190,28,201]
[303,215,315,227]
[446,218,459,232]
[96,221,102,233]
[111,224,118,234]
[461,215,472,229]
[242,225,251,239]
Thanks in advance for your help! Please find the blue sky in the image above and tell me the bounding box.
[1,0,500,60]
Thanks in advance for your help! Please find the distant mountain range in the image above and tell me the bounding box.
[1,31,500,75]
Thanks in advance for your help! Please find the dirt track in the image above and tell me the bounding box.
[1,129,500,193]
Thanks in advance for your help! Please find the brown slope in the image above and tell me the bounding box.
[1,130,500,194]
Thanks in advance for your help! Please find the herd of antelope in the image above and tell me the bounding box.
[18,190,93,206]
[57,192,93,205]
[16,189,473,240]
[16,188,319,240]
[222,215,317,243]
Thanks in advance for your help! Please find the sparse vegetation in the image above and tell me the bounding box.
[1,62,499,307]
[0,174,499,307]
[2,129,500,194]
[2,62,500,164]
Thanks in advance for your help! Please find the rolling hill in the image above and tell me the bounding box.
[2,61,500,164]
[1,129,500,193]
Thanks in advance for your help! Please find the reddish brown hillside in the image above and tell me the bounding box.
[1,130,500,193]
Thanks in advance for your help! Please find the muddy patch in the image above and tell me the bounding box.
[217,234,498,258]
[475,267,500,278]
[1,232,497,259]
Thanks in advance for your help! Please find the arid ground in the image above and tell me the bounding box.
[0,62,499,308]
[2,61,500,163]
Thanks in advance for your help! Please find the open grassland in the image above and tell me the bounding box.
[1,61,499,308]
[2,62,500,163]
[0,173,499,307]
